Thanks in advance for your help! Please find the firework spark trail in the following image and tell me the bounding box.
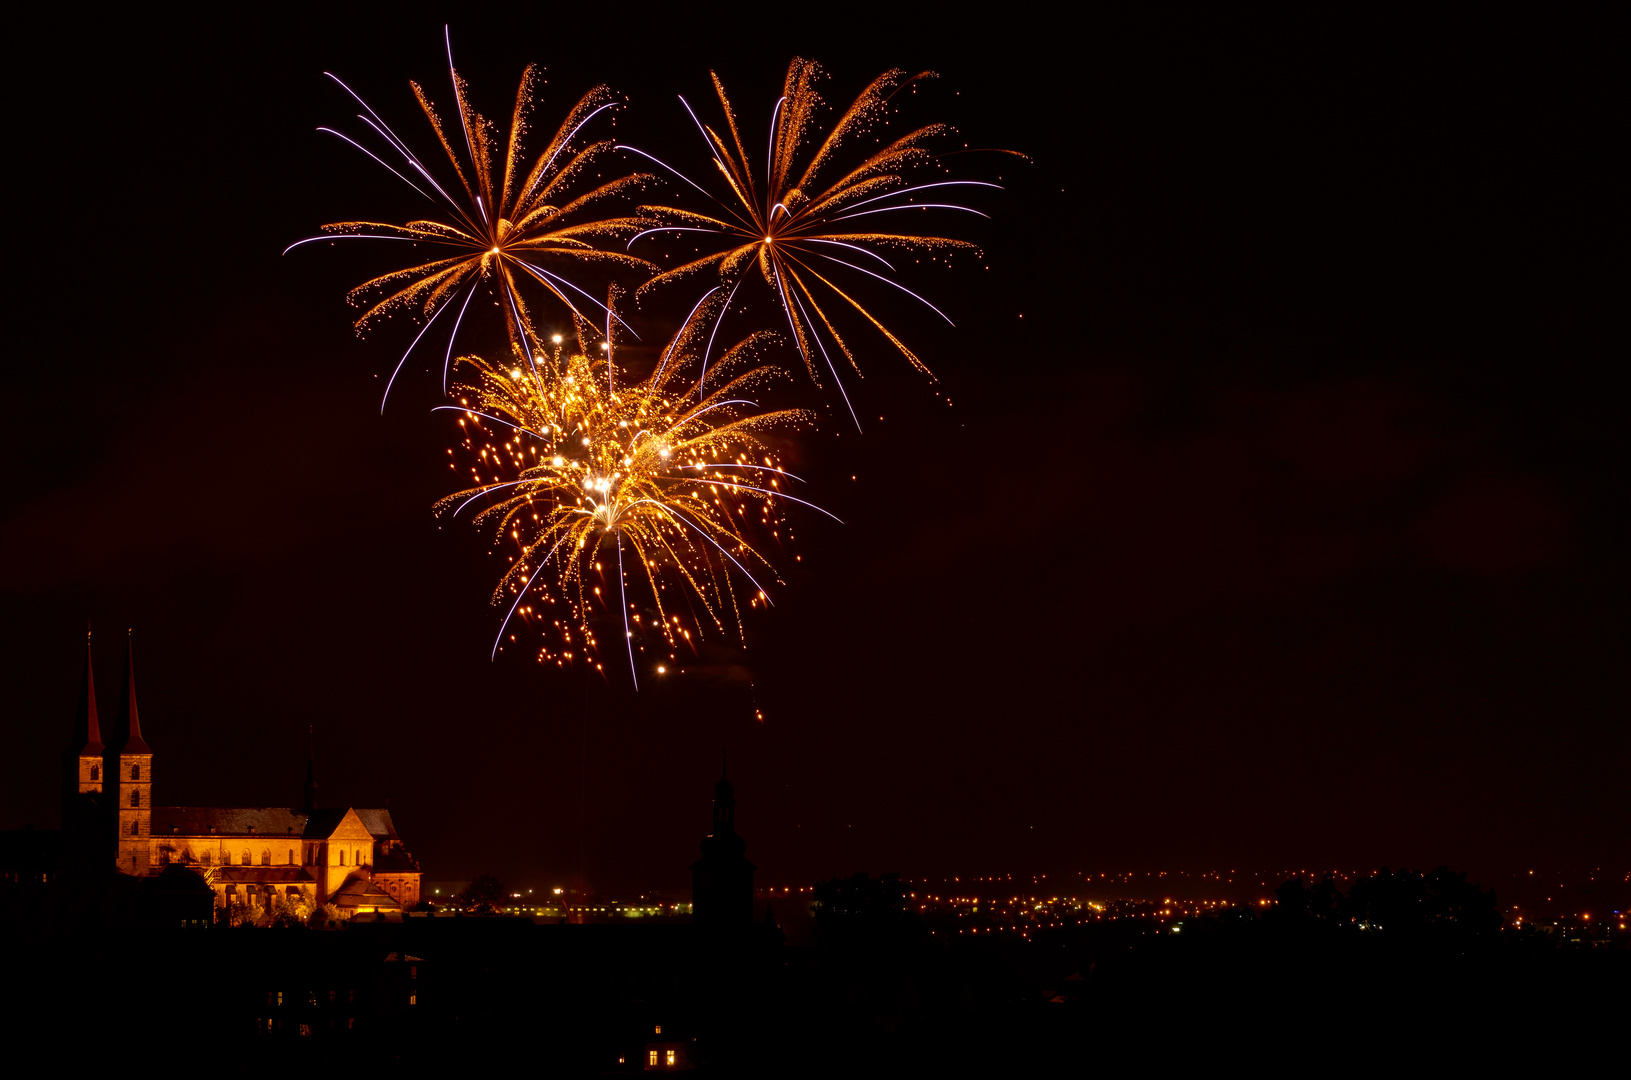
[437,297,828,681]
[288,37,657,407]
[623,58,1007,402]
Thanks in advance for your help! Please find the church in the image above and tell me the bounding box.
[62,631,423,918]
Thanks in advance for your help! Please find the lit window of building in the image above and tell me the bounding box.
[648,1051,659,1067]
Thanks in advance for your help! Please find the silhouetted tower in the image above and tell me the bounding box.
[302,726,318,814]
[61,630,105,863]
[691,754,756,930]
[105,631,153,876]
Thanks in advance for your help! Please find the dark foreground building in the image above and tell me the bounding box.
[691,757,756,931]
[4,769,783,1073]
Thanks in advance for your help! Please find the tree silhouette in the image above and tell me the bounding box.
[460,873,508,916]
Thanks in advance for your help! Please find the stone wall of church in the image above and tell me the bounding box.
[155,835,303,868]
[373,873,421,909]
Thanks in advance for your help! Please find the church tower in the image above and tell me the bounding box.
[691,755,756,930]
[105,631,153,876]
[61,630,105,864]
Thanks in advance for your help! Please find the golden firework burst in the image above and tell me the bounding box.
[624,58,1001,414]
[288,41,656,408]
[437,298,829,683]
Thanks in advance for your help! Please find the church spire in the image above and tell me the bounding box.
[107,629,153,876]
[69,629,103,757]
[712,749,736,835]
[693,759,754,930]
[112,630,150,754]
[63,629,107,851]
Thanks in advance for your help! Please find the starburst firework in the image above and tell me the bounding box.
[623,58,1001,421]
[286,33,655,409]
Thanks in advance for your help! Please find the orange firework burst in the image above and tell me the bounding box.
[287,33,655,409]
[437,296,830,685]
[622,58,1002,421]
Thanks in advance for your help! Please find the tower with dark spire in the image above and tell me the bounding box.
[691,753,756,930]
[105,630,153,876]
[61,630,106,863]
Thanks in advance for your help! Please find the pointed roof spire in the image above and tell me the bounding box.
[716,748,733,800]
[69,628,103,756]
[113,629,150,754]
[712,750,736,834]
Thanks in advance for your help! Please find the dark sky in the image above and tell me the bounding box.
[2,8,1621,893]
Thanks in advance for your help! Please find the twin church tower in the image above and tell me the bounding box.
[59,631,751,925]
[62,630,151,875]
[59,631,422,915]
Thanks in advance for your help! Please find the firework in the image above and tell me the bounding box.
[621,58,1001,422]
[286,31,655,410]
[436,296,831,684]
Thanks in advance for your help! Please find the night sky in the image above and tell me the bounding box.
[3,9,1621,893]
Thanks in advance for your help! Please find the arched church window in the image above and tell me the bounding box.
[202,851,211,866]
[130,764,140,780]
[89,764,98,781]
[130,789,140,807]
[241,851,252,866]
[260,849,271,866]
[129,820,138,835]
[288,849,296,865]
[338,850,346,866]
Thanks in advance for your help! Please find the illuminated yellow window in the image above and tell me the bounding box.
[667,1050,677,1066]
[654,1024,662,1034]
[648,1051,659,1066]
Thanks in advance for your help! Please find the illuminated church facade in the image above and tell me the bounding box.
[62,633,422,917]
